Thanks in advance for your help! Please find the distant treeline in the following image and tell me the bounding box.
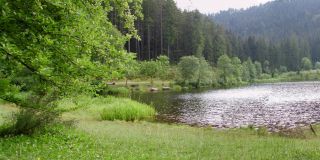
[114,0,316,72]
[127,53,320,88]
[214,0,320,69]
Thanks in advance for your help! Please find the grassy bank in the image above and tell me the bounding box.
[110,70,320,95]
[1,119,320,159]
[257,70,320,83]
[1,98,320,159]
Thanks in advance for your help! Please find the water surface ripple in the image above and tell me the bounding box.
[132,82,320,130]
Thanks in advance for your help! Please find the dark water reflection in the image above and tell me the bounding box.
[131,82,320,130]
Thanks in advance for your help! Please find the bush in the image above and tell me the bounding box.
[0,109,57,136]
[177,56,200,85]
[100,99,155,121]
[106,87,130,97]
[58,96,156,122]
[172,85,182,92]
[257,127,269,136]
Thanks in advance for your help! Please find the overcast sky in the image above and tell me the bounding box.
[175,0,274,13]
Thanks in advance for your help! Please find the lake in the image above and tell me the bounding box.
[131,82,320,131]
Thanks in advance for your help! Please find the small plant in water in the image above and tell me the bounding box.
[257,127,269,136]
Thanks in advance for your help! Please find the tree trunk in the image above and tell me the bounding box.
[167,44,170,59]
[128,39,131,53]
[160,1,163,55]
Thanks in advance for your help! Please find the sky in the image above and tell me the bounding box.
[175,0,274,14]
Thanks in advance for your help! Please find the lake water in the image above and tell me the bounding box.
[131,82,320,131]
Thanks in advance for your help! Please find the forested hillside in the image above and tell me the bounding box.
[213,0,320,66]
[123,0,318,72]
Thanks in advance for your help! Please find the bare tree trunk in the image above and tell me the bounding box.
[148,24,151,60]
[128,39,131,53]
[167,44,170,59]
[160,1,163,55]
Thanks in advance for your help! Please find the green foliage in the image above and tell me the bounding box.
[0,0,143,136]
[315,62,320,70]
[301,57,313,71]
[140,60,159,85]
[279,66,288,73]
[255,61,263,78]
[0,109,57,136]
[125,54,141,81]
[263,60,271,74]
[231,57,243,82]
[0,0,143,97]
[171,85,182,92]
[0,125,108,159]
[156,55,170,81]
[101,87,130,97]
[257,127,269,136]
[197,58,213,86]
[58,96,155,122]
[217,54,233,86]
[242,59,257,82]
[100,102,155,121]
[1,122,320,160]
[177,56,200,85]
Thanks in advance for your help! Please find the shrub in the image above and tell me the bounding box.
[0,109,57,136]
[177,56,200,85]
[301,57,313,71]
[100,99,155,121]
[172,85,182,92]
[257,127,269,136]
[106,87,130,97]
[57,96,155,122]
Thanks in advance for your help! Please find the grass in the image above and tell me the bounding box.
[1,120,320,160]
[114,79,175,92]
[0,125,107,160]
[257,70,320,83]
[0,103,18,125]
[58,95,156,122]
[100,100,155,121]
[1,97,320,159]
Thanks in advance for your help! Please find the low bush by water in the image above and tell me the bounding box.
[57,95,155,122]
[100,99,155,121]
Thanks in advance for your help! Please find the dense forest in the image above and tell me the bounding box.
[122,0,319,72]
[214,0,320,67]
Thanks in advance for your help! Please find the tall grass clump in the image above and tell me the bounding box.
[100,99,156,121]
[98,86,130,97]
[58,96,156,121]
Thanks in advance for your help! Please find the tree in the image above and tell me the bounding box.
[254,61,263,78]
[301,57,313,70]
[217,54,233,86]
[0,0,142,135]
[163,0,178,58]
[243,58,257,82]
[124,54,141,86]
[231,57,243,82]
[197,58,213,87]
[263,60,271,74]
[177,56,200,85]
[140,60,159,86]
[279,66,288,73]
[315,62,320,70]
[157,55,170,83]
